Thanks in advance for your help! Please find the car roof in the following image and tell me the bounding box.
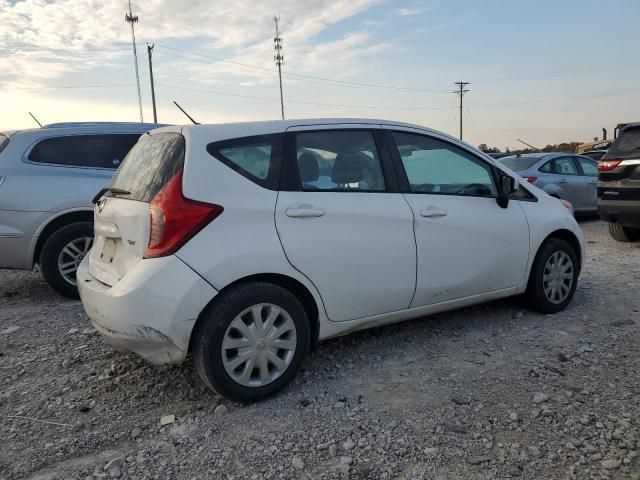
[161,118,472,149]
[12,122,168,136]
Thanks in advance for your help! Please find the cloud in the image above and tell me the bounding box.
[0,0,383,88]
[396,7,423,17]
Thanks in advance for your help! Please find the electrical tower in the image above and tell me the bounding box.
[454,81,470,140]
[125,0,143,122]
[273,16,285,120]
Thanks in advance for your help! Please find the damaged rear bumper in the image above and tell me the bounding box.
[77,255,218,364]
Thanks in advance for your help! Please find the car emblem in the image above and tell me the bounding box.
[97,198,106,213]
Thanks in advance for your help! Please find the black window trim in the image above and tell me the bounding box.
[22,132,143,171]
[206,133,285,191]
[281,128,400,193]
[384,129,502,199]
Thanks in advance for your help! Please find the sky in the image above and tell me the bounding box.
[0,0,638,150]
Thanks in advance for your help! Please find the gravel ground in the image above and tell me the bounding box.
[1,219,639,480]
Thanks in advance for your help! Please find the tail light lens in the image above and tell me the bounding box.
[524,176,537,183]
[598,159,622,171]
[144,170,223,259]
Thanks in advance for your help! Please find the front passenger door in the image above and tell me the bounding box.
[387,129,530,307]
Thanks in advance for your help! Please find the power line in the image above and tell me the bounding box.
[0,83,143,91]
[154,44,450,93]
[454,81,470,140]
[154,83,456,110]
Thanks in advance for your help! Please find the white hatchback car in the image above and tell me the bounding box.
[78,119,585,402]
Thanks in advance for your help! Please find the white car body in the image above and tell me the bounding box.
[78,118,584,370]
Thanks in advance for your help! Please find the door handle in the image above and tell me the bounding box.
[420,207,448,218]
[285,208,325,218]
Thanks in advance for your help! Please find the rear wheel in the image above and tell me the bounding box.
[608,222,640,242]
[40,222,93,299]
[525,238,578,314]
[193,282,310,402]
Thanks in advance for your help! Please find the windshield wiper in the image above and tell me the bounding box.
[92,187,131,204]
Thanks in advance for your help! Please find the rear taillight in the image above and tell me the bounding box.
[144,170,223,259]
[524,176,537,183]
[598,159,622,171]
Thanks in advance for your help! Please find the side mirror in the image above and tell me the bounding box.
[497,173,519,208]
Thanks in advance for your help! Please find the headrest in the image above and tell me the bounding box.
[298,152,319,182]
[331,151,364,184]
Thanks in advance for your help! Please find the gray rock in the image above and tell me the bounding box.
[343,437,355,451]
[468,454,493,465]
[339,456,353,466]
[423,447,440,456]
[291,455,304,470]
[532,393,549,404]
[214,405,229,415]
[601,458,621,470]
[131,427,141,439]
[443,421,469,434]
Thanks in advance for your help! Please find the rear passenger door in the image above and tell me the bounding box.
[576,156,598,210]
[275,125,416,322]
[551,157,585,210]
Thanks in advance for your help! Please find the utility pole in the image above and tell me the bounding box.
[454,81,470,140]
[147,43,157,123]
[273,16,285,120]
[125,0,143,122]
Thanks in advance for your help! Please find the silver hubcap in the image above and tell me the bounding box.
[58,237,93,286]
[543,251,574,304]
[222,303,297,388]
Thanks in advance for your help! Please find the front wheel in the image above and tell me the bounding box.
[192,282,310,402]
[525,238,578,314]
[40,222,93,299]
[608,222,640,242]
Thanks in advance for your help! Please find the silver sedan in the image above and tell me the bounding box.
[499,153,598,213]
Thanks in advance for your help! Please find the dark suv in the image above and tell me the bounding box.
[597,122,640,242]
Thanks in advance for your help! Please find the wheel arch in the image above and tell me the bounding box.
[33,210,94,266]
[190,272,321,352]
[533,229,583,274]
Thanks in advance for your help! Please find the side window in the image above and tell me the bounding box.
[577,157,598,176]
[552,157,579,175]
[28,134,141,169]
[539,161,553,173]
[207,134,284,190]
[391,131,497,197]
[294,130,385,191]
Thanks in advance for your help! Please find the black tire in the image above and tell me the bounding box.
[608,222,640,242]
[193,282,310,402]
[39,222,93,299]
[525,238,579,314]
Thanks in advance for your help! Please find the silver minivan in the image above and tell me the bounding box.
[0,122,162,297]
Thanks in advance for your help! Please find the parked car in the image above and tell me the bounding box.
[498,153,598,214]
[597,122,640,242]
[78,119,584,402]
[581,150,608,161]
[0,122,164,298]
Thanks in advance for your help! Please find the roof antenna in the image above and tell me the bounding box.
[29,112,43,127]
[516,138,540,152]
[173,100,199,125]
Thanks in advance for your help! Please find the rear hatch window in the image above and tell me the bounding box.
[89,132,184,286]
[499,156,541,172]
[109,132,185,202]
[603,126,640,160]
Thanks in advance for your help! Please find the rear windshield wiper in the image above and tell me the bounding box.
[92,187,131,204]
